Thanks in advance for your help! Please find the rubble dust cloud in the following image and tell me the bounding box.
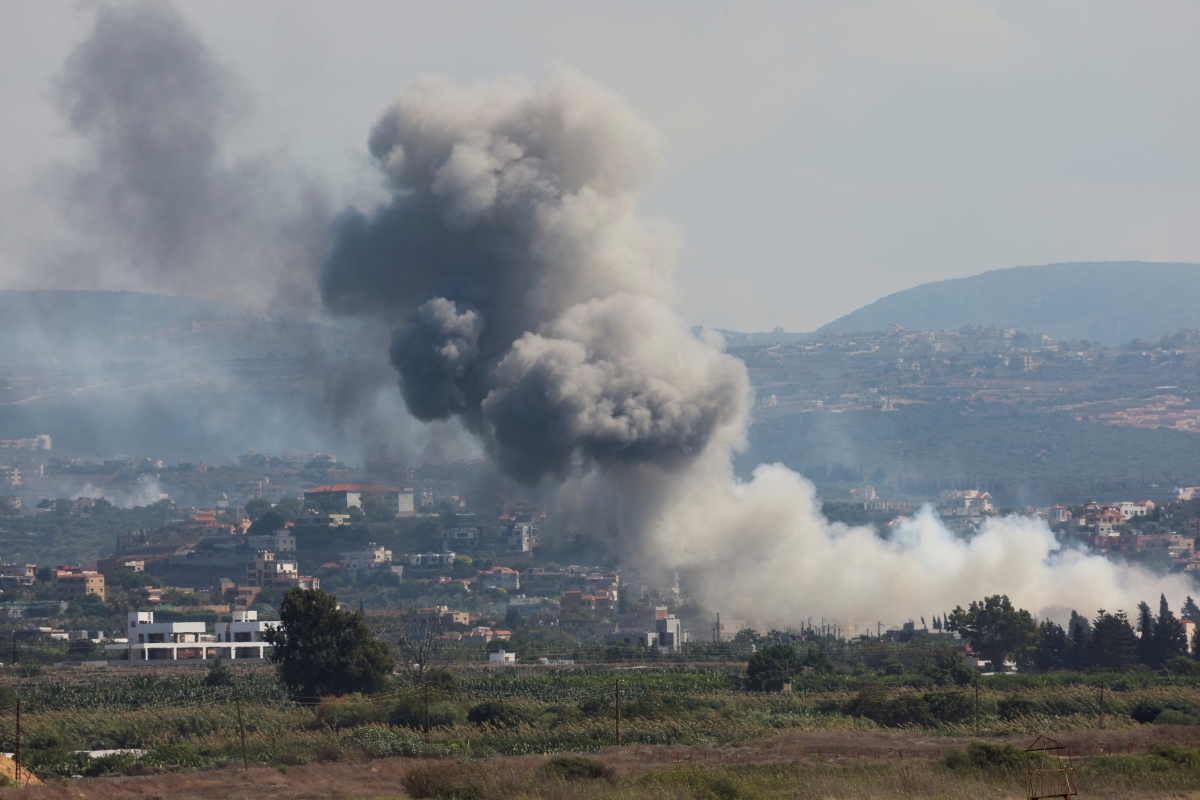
[322,73,1187,628]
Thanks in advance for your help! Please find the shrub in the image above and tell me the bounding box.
[402,762,487,799]
[344,725,423,758]
[998,696,1036,721]
[86,752,139,777]
[1164,656,1200,675]
[391,698,466,729]
[1147,743,1200,765]
[541,755,613,782]
[316,694,385,729]
[843,689,935,727]
[1154,709,1195,726]
[580,696,614,719]
[203,658,236,688]
[636,766,755,799]
[1131,701,1164,724]
[146,742,205,768]
[925,691,974,724]
[24,748,91,778]
[467,700,537,729]
[945,740,1038,770]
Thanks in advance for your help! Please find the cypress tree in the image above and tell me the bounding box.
[1153,594,1188,667]
[1136,601,1156,667]
[1068,611,1091,670]
[1182,595,1200,623]
[1090,610,1138,671]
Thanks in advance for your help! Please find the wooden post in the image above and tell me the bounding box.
[235,689,248,771]
[974,683,980,729]
[615,679,622,746]
[1099,681,1105,730]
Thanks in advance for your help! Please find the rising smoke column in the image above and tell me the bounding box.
[53,0,328,310]
[325,73,1189,628]
[322,73,749,484]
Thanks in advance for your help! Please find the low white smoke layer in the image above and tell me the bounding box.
[326,73,1189,629]
[639,461,1192,630]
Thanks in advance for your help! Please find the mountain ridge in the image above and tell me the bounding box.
[811,261,1200,345]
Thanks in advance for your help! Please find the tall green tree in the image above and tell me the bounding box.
[1068,611,1091,670]
[265,588,395,700]
[1089,610,1138,671]
[1032,620,1068,671]
[746,643,830,690]
[1152,594,1188,668]
[1181,596,1200,623]
[1136,601,1156,667]
[946,595,1037,669]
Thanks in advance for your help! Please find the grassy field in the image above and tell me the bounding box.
[2,663,1200,795]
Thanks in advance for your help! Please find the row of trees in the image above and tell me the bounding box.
[948,594,1194,672]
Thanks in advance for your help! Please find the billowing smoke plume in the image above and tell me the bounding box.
[52,0,328,310]
[328,72,1189,629]
[322,74,748,483]
[5,2,469,470]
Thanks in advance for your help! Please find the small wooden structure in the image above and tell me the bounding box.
[1024,735,1077,800]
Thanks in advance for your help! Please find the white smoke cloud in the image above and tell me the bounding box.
[325,71,1191,630]
[637,460,1191,630]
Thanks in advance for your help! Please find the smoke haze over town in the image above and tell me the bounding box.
[3,2,1200,634]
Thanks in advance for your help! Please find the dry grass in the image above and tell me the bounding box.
[7,728,1200,799]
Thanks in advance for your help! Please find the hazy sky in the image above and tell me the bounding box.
[1,1,1198,331]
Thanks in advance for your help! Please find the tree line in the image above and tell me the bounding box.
[947,593,1197,673]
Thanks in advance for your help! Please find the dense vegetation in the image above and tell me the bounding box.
[5,662,1200,782]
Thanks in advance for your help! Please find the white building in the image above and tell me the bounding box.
[340,543,393,572]
[105,611,277,663]
[488,649,517,664]
[214,610,280,659]
[505,523,538,553]
[248,531,296,553]
[246,550,300,587]
[1117,500,1156,520]
[441,526,481,551]
[938,489,993,517]
[409,551,456,567]
[479,567,520,592]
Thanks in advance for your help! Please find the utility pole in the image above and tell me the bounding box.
[615,679,622,746]
[715,613,721,643]
[15,698,20,786]
[424,682,431,744]
[1099,681,1105,730]
[235,688,248,772]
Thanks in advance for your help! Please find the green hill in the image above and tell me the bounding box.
[814,261,1200,345]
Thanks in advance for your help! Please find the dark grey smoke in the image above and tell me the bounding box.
[321,74,749,483]
[54,1,328,310]
[5,2,473,473]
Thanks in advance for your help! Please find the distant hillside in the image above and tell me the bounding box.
[815,262,1200,345]
[0,290,254,343]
